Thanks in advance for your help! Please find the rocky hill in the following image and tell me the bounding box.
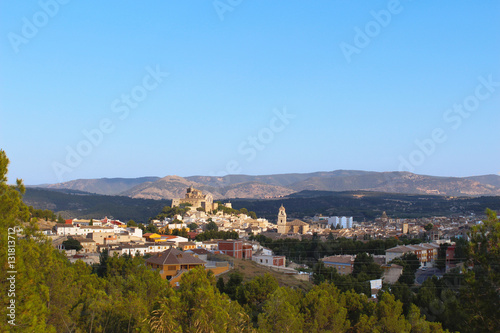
[36,177,160,195]
[121,176,294,200]
[32,171,500,200]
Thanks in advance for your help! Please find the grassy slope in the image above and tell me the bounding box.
[216,255,312,291]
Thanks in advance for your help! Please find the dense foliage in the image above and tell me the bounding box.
[28,205,57,221]
[152,205,192,221]
[250,234,420,265]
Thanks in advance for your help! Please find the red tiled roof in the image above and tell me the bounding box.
[145,248,206,266]
[190,248,209,255]
[161,235,178,239]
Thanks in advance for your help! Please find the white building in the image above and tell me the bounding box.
[167,222,187,230]
[55,224,83,236]
[125,227,142,238]
[327,216,353,229]
[252,251,286,268]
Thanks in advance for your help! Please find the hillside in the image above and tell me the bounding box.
[289,172,500,196]
[121,175,216,200]
[23,188,171,223]
[122,176,294,200]
[217,255,312,290]
[35,176,160,195]
[32,171,500,200]
[23,188,500,222]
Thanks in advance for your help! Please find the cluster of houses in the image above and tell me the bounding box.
[48,216,291,286]
[309,212,478,241]
[319,239,457,296]
[44,188,472,287]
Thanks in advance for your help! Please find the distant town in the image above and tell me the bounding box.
[40,186,477,289]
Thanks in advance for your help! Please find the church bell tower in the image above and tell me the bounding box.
[277,204,287,234]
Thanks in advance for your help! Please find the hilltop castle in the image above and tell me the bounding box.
[171,186,218,212]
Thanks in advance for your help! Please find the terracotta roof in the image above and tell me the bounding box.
[178,242,196,246]
[321,255,354,264]
[189,248,209,255]
[74,238,96,243]
[145,248,206,266]
[288,219,308,226]
[386,245,413,253]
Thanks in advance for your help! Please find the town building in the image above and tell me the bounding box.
[145,248,206,281]
[252,250,286,268]
[385,243,439,266]
[320,255,355,275]
[277,205,309,234]
[218,240,243,259]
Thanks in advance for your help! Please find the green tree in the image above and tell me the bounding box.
[257,287,304,332]
[424,223,434,232]
[188,222,198,231]
[301,283,350,332]
[368,293,411,333]
[236,273,279,324]
[460,209,500,332]
[63,237,83,251]
[150,266,251,332]
[353,252,383,280]
[127,219,137,227]
[145,223,159,234]
[224,270,244,300]
[206,221,218,231]
[389,282,414,315]
[392,252,420,285]
[435,243,450,271]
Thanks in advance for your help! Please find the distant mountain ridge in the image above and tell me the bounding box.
[35,177,160,195]
[32,171,500,199]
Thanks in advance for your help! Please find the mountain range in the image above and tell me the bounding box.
[33,170,500,199]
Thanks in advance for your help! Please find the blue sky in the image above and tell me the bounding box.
[1,1,499,184]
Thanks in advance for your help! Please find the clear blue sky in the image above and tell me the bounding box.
[1,1,499,184]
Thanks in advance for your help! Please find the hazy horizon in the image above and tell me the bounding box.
[21,169,500,187]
